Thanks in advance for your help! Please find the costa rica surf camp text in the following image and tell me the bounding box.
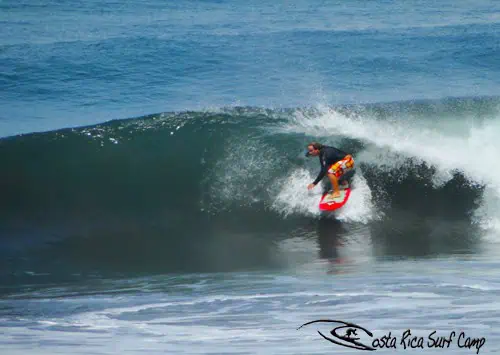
[299,320,486,354]
[373,330,485,353]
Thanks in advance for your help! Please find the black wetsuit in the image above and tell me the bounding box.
[312,146,349,185]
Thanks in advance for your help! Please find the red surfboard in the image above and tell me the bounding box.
[319,184,351,211]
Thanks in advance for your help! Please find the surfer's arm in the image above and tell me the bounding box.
[312,165,328,185]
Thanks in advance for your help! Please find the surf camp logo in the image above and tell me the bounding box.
[297,320,486,354]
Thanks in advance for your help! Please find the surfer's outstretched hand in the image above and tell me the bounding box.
[307,183,315,190]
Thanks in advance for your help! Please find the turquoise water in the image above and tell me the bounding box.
[1,0,498,137]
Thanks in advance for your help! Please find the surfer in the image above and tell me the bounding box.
[305,142,354,198]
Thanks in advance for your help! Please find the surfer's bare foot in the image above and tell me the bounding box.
[331,191,341,198]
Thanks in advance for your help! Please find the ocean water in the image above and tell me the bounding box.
[1,0,500,353]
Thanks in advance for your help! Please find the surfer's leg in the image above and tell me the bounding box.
[327,162,341,197]
[338,155,354,188]
[328,173,341,198]
[328,156,354,198]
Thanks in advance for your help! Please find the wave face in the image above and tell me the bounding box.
[1,96,500,281]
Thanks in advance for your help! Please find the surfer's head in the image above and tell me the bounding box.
[305,142,323,157]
